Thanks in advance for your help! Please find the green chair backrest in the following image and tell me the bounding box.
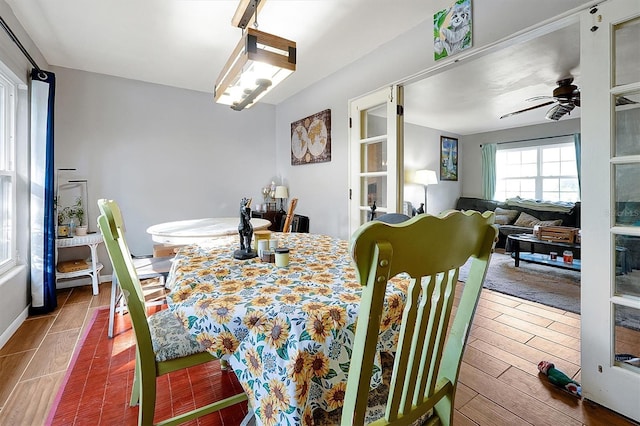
[343,210,498,426]
[97,199,156,364]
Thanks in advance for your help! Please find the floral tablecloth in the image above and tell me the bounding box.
[166,232,408,426]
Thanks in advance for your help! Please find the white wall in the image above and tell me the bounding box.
[0,1,48,346]
[53,67,277,256]
[459,118,580,198]
[274,0,594,240]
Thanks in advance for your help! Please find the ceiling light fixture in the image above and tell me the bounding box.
[214,0,296,111]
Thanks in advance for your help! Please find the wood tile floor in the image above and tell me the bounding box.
[0,281,638,425]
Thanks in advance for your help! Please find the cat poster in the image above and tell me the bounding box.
[434,0,472,61]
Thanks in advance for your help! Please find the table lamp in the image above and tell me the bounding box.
[414,169,438,214]
[275,186,288,213]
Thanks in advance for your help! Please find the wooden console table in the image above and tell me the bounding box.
[56,233,104,295]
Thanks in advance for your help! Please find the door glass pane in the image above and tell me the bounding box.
[614,17,640,87]
[615,235,640,296]
[360,176,387,208]
[361,140,387,173]
[614,164,640,226]
[614,304,640,372]
[614,92,640,157]
[364,104,387,138]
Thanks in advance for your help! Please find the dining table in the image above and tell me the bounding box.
[146,217,271,245]
[165,232,410,425]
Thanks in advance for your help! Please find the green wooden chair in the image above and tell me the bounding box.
[343,210,497,425]
[97,199,247,426]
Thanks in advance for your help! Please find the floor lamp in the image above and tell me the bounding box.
[414,169,438,214]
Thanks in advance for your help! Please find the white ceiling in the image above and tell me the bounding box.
[6,0,582,135]
[404,22,581,134]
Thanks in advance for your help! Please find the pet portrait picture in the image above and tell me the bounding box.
[434,0,472,61]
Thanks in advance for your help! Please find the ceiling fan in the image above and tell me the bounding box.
[500,76,638,121]
[500,77,581,121]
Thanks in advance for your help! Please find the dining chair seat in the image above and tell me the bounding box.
[148,308,205,362]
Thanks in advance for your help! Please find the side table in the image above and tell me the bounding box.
[56,233,104,295]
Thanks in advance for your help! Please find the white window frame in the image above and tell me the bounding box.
[0,68,17,275]
[494,136,579,202]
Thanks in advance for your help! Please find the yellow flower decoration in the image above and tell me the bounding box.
[301,301,325,314]
[171,287,192,303]
[265,317,290,349]
[325,381,346,410]
[243,310,268,334]
[259,395,280,426]
[196,282,214,294]
[242,267,262,278]
[324,305,347,329]
[268,379,290,411]
[245,347,262,376]
[219,294,242,305]
[215,331,239,354]
[301,405,314,426]
[274,277,292,286]
[287,350,310,383]
[252,295,274,307]
[309,351,330,378]
[306,312,332,342]
[278,293,301,305]
[312,273,334,285]
[194,297,215,316]
[261,285,280,294]
[338,293,360,303]
[315,287,332,296]
[211,303,234,324]
[195,332,216,351]
[293,285,314,294]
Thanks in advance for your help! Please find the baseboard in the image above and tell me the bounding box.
[0,305,28,350]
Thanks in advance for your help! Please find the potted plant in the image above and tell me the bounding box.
[69,197,88,236]
[56,199,70,237]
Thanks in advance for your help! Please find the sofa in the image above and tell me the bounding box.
[455,197,581,249]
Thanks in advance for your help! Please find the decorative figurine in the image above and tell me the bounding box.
[369,201,377,221]
[416,203,425,214]
[538,360,582,398]
[234,197,258,260]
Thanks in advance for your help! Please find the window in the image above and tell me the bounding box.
[0,69,16,275]
[495,139,579,202]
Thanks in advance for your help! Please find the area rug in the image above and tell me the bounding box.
[46,308,248,426]
[459,251,581,313]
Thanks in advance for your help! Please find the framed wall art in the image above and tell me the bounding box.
[291,109,331,165]
[440,136,458,181]
[434,0,472,61]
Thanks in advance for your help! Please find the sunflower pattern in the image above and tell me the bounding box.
[166,233,408,425]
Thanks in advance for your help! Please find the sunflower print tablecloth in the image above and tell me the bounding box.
[166,232,408,426]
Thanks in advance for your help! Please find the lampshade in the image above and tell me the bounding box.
[414,169,438,186]
[214,27,296,111]
[274,186,288,199]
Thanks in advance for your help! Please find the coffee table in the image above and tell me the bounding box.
[507,233,581,271]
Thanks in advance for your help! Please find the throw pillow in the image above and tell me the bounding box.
[494,207,520,225]
[538,219,563,227]
[513,212,541,228]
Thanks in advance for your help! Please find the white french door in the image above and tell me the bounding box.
[348,86,404,235]
[581,0,640,421]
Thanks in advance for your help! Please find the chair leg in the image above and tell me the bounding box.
[130,355,141,407]
[108,275,118,339]
[138,361,157,426]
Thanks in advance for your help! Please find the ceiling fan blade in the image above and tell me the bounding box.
[545,103,575,120]
[500,101,556,119]
[616,96,638,106]
[526,96,554,102]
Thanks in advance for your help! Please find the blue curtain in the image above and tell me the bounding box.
[481,143,497,200]
[29,69,57,314]
[573,133,581,198]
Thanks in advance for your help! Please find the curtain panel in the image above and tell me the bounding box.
[29,69,57,314]
[481,143,497,200]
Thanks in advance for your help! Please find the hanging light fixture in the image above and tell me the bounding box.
[214,0,296,111]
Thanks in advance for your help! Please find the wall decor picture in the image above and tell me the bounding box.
[291,109,331,165]
[440,136,458,181]
[434,0,472,61]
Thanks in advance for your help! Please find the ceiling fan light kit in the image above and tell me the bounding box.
[214,0,296,111]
